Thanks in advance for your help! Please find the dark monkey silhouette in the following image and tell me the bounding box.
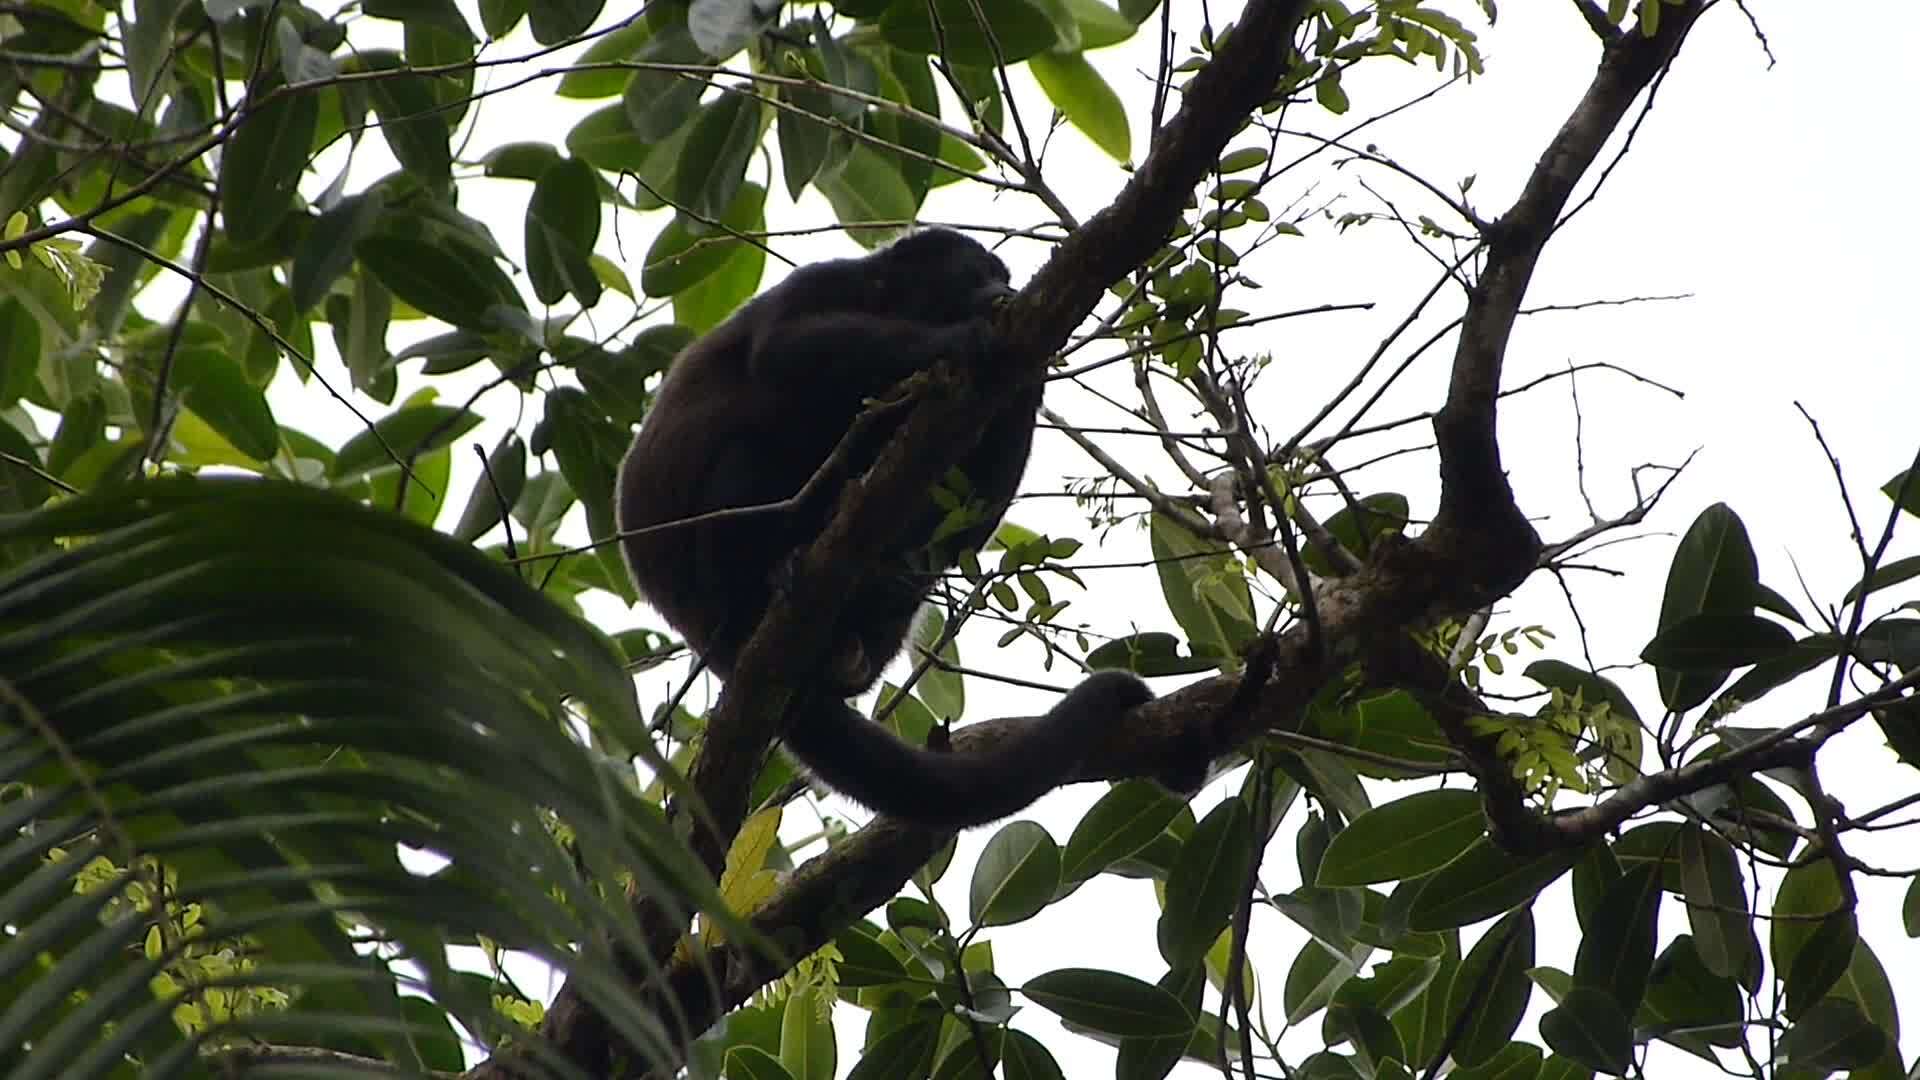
[617,229,1204,825]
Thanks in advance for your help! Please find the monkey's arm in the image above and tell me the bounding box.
[745,313,992,395]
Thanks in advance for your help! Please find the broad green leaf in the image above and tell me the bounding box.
[1572,865,1659,1016]
[1147,512,1256,669]
[673,236,768,333]
[642,182,768,297]
[832,927,911,988]
[1317,789,1482,886]
[452,432,527,542]
[1676,827,1759,992]
[223,86,318,248]
[527,0,603,44]
[331,403,482,480]
[727,1046,799,1080]
[674,89,763,221]
[1061,0,1136,48]
[0,298,42,406]
[526,157,603,307]
[1446,908,1534,1066]
[969,821,1060,928]
[1639,936,1742,1052]
[291,192,383,313]
[355,51,453,189]
[1640,612,1794,670]
[1023,968,1192,1039]
[568,105,655,173]
[1002,1029,1066,1080]
[1539,986,1632,1076]
[1653,502,1758,711]
[174,344,279,461]
[1061,780,1185,883]
[847,1015,939,1079]
[1157,797,1250,970]
[1028,51,1130,161]
[779,985,834,1080]
[623,22,709,141]
[356,209,525,331]
[1772,856,1846,1000]
[1776,997,1886,1073]
[880,0,1066,63]
[558,18,656,98]
[816,145,919,248]
[1407,839,1575,932]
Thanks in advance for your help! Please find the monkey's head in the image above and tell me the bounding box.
[866,228,1015,325]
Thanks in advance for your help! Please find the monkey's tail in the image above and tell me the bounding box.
[778,670,1157,827]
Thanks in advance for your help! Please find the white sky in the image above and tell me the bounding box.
[118,0,1920,1074]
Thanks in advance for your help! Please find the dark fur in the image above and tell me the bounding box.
[617,230,1182,825]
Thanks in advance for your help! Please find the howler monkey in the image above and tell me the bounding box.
[617,229,1197,826]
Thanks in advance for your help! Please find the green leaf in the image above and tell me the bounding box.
[525,157,603,307]
[1653,502,1758,711]
[623,22,709,141]
[1449,1042,1543,1080]
[880,0,1066,63]
[1157,797,1250,970]
[1539,986,1632,1076]
[558,18,655,98]
[1776,997,1887,1072]
[1317,789,1482,887]
[174,345,279,461]
[1002,1029,1067,1080]
[673,235,768,333]
[356,208,525,331]
[674,89,763,221]
[727,1046,799,1080]
[1148,512,1256,669]
[1028,51,1130,161]
[1060,0,1137,48]
[0,298,42,406]
[831,927,910,988]
[1023,968,1193,1039]
[1882,465,1920,518]
[1572,864,1659,1016]
[355,51,453,189]
[331,404,482,480]
[816,145,920,246]
[1639,936,1742,1052]
[847,1015,939,1079]
[1407,839,1575,932]
[364,0,473,38]
[479,0,527,37]
[568,104,655,173]
[451,432,527,542]
[1061,780,1185,883]
[641,182,769,297]
[1772,856,1846,1001]
[291,192,383,313]
[779,984,835,1080]
[969,821,1061,928]
[1446,908,1534,1066]
[1676,826,1759,992]
[1640,612,1794,670]
[1781,911,1856,1019]
[527,0,603,44]
[223,87,318,249]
